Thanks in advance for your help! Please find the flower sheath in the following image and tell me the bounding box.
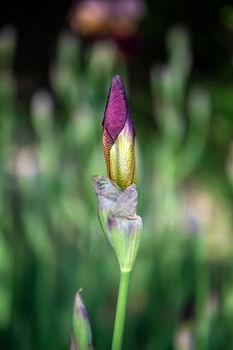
[93,176,142,271]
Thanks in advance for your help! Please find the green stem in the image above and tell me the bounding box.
[111,270,131,350]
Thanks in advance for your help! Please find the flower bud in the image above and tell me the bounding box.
[102,75,136,190]
[71,291,92,350]
[93,75,142,272]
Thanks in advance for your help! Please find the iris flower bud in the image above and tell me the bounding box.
[71,291,92,350]
[102,75,136,190]
[93,75,142,272]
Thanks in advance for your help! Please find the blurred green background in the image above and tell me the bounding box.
[0,1,233,349]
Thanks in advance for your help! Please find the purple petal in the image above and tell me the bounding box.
[103,75,134,143]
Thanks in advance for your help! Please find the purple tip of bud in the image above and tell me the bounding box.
[103,75,135,143]
[74,292,89,321]
[79,305,89,320]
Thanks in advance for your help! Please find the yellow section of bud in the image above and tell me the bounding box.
[109,127,135,190]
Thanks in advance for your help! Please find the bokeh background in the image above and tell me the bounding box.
[0,1,233,349]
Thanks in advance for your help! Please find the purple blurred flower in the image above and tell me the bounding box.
[69,0,145,36]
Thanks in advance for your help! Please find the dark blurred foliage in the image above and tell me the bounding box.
[0,1,69,104]
[1,0,233,104]
[0,0,232,143]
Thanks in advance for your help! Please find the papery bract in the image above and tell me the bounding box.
[107,185,142,271]
[93,177,142,271]
[92,175,122,239]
